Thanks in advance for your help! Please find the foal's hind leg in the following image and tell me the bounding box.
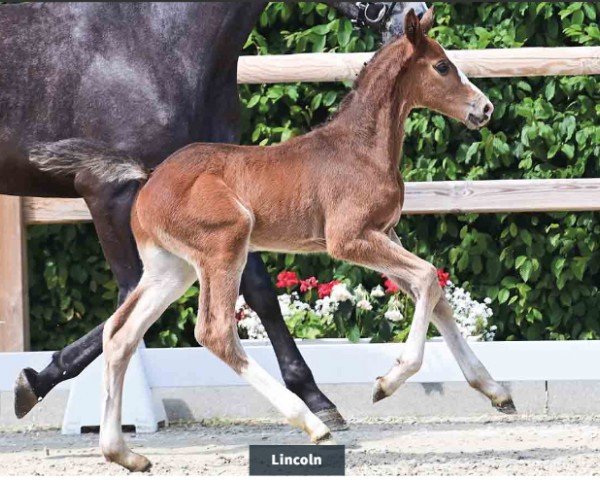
[100,245,195,472]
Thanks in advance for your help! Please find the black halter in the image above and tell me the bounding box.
[353,2,398,31]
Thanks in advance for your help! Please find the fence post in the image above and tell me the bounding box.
[0,195,29,351]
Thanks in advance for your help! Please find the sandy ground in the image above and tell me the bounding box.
[2,415,600,475]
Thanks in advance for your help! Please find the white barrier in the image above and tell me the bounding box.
[3,339,600,432]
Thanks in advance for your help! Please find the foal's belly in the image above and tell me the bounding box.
[248,215,327,255]
[249,237,327,255]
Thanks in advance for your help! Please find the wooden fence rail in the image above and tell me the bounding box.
[20,179,600,224]
[238,47,600,84]
[1,46,599,351]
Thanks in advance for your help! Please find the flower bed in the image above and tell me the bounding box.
[237,269,496,342]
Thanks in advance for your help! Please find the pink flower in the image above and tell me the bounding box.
[300,276,319,293]
[383,275,400,294]
[317,280,340,299]
[437,268,450,288]
[276,271,300,289]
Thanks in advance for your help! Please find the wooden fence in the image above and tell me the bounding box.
[1,47,599,351]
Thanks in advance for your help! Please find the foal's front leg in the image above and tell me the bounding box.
[240,253,346,429]
[388,229,515,413]
[328,229,441,402]
[195,259,332,444]
[432,300,515,413]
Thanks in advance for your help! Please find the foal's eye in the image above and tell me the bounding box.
[434,61,450,76]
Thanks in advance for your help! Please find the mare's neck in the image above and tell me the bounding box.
[328,40,415,171]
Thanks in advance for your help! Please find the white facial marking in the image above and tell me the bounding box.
[441,47,485,97]
[457,67,469,85]
[456,64,485,97]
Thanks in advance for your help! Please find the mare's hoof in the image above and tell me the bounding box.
[372,377,390,404]
[14,368,41,419]
[316,408,348,431]
[494,398,517,415]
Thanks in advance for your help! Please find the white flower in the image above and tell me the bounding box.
[315,296,339,317]
[445,283,495,341]
[292,300,311,311]
[387,296,402,310]
[235,295,246,311]
[354,284,369,301]
[238,311,268,340]
[370,285,385,297]
[278,294,292,318]
[385,310,404,322]
[357,299,373,311]
[330,283,355,303]
[484,297,492,304]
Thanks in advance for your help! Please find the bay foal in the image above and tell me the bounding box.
[100,9,515,471]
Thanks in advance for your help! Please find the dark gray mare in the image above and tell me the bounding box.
[2,2,426,426]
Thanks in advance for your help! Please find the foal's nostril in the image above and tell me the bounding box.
[483,103,494,118]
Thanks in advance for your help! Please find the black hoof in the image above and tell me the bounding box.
[494,398,517,415]
[14,368,41,419]
[316,408,348,431]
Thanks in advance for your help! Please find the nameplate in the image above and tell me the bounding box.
[249,445,345,476]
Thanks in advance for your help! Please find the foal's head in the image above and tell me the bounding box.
[402,8,493,130]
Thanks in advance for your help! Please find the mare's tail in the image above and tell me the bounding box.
[28,138,149,184]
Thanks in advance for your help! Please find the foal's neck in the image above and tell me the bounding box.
[329,40,414,171]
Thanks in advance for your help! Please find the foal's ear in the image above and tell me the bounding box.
[420,7,435,34]
[404,9,423,47]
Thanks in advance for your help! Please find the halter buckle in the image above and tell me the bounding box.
[353,2,397,30]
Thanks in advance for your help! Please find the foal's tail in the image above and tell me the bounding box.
[28,138,149,184]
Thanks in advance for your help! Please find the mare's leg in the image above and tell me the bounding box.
[101,245,195,472]
[240,253,346,429]
[15,173,143,418]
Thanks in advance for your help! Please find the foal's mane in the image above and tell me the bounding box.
[330,36,413,121]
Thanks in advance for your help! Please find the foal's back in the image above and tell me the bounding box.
[134,135,346,254]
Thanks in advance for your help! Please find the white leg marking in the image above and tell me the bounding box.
[432,303,512,406]
[240,357,331,443]
[100,246,195,470]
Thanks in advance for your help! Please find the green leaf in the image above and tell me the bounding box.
[561,144,575,160]
[337,19,352,46]
[498,289,510,304]
[571,257,588,281]
[519,259,533,283]
[346,324,361,343]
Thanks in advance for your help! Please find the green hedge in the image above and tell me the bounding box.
[28,2,599,350]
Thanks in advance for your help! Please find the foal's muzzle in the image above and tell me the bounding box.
[466,101,494,130]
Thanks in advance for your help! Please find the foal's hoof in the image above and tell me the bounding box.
[126,454,152,473]
[14,368,41,419]
[106,452,152,473]
[372,377,390,404]
[494,398,517,415]
[316,408,348,431]
[312,430,334,445]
